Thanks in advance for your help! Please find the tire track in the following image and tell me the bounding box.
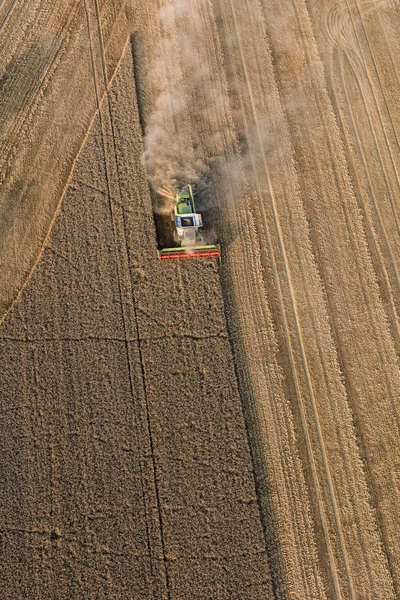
[326,4,400,243]
[0,0,19,34]
[299,2,400,366]
[336,50,400,342]
[83,1,170,597]
[292,0,400,422]
[319,3,397,398]
[216,0,354,597]
[273,0,399,593]
[357,0,400,98]
[228,4,359,597]
[324,6,400,363]
[347,0,400,147]
[373,4,400,101]
[306,1,400,423]
[343,0,400,235]
[326,5,400,285]
[0,4,83,177]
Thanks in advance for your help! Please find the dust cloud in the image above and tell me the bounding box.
[143,0,230,212]
[142,0,291,215]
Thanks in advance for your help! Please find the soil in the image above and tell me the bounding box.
[0,1,399,599]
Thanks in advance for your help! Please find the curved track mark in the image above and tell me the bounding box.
[343,0,400,234]
[326,4,400,279]
[326,7,400,330]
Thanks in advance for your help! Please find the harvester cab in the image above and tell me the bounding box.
[157,185,221,261]
[172,187,203,246]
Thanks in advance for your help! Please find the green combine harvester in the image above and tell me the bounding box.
[157,185,221,261]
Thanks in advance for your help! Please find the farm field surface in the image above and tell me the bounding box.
[0,1,399,599]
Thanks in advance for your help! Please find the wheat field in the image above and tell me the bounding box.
[0,1,398,598]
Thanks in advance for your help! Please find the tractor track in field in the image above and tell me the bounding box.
[312,1,400,423]
[374,4,400,105]
[326,4,400,269]
[335,48,400,340]
[346,0,400,153]
[289,1,400,421]
[341,0,400,235]
[218,0,355,596]
[0,0,19,34]
[84,1,171,595]
[0,4,81,169]
[297,0,400,428]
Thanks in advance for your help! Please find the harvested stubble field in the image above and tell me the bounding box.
[0,0,399,599]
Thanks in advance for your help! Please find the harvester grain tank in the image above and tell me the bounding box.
[157,185,221,260]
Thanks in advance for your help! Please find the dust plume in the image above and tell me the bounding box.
[143,0,230,213]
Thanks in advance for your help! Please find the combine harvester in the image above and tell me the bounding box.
[157,185,221,261]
